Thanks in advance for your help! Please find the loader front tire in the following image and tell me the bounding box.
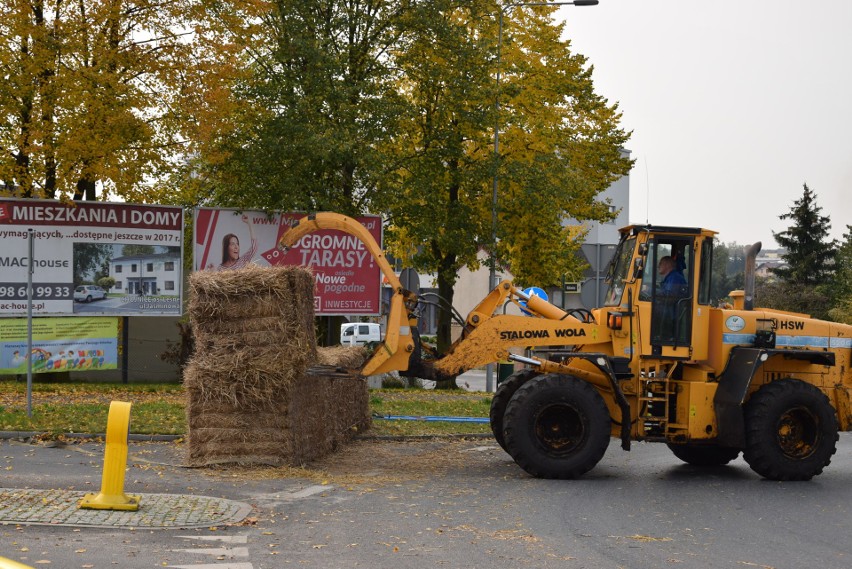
[503,374,610,479]
[490,368,539,452]
[667,443,740,466]
[743,379,838,481]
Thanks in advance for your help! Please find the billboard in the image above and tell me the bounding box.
[194,208,382,315]
[0,198,183,316]
[0,317,119,374]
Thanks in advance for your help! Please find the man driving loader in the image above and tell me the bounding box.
[653,254,689,343]
[658,255,687,295]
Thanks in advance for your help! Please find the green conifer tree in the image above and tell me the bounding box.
[771,183,836,286]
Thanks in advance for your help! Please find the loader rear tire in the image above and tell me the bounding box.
[503,374,610,479]
[667,443,740,466]
[490,368,539,452]
[743,379,838,481]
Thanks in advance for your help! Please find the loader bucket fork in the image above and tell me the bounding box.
[278,213,419,376]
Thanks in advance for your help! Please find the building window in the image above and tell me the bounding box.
[607,204,618,224]
[131,264,137,272]
[146,263,154,272]
[165,261,175,271]
[115,265,123,273]
[115,281,122,288]
[165,281,175,291]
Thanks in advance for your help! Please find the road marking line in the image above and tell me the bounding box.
[176,535,249,544]
[172,547,249,557]
[168,563,254,569]
[287,484,332,499]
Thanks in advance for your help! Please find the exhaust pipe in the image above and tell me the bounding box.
[744,241,762,311]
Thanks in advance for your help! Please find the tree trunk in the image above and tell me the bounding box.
[15,86,33,197]
[74,175,96,201]
[433,251,459,389]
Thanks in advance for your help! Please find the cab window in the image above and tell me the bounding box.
[603,236,636,307]
[698,238,713,305]
[647,238,693,348]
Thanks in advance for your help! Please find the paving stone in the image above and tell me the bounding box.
[0,488,251,529]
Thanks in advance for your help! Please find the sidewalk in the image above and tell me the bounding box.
[457,368,490,391]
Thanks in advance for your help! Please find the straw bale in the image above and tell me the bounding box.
[187,411,287,431]
[316,345,369,368]
[189,265,314,326]
[184,364,293,411]
[187,439,292,467]
[189,264,308,296]
[191,298,304,327]
[193,315,303,338]
[186,371,371,467]
[188,427,287,446]
[185,344,310,382]
[185,263,371,467]
[286,373,371,464]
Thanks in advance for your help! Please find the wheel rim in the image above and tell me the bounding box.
[533,403,585,456]
[775,406,820,460]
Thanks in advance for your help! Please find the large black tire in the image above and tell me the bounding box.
[503,374,611,479]
[667,443,741,466]
[490,368,539,451]
[743,379,838,481]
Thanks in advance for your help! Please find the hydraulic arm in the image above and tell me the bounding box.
[277,212,611,382]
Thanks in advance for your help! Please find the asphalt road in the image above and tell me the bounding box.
[2,434,852,569]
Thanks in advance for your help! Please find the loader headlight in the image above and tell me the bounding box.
[607,312,623,330]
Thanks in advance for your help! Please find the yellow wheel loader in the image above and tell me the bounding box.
[280,213,852,481]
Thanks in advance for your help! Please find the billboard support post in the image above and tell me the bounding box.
[121,317,129,384]
[26,229,34,418]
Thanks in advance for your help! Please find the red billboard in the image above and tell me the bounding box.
[193,208,382,315]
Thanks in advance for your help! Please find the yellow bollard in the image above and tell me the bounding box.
[0,556,36,569]
[79,401,140,511]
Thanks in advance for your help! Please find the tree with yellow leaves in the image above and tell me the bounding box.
[0,0,191,201]
[377,1,631,352]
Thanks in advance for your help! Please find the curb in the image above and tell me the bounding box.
[355,433,494,441]
[0,431,182,442]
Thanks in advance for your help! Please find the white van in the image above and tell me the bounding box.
[340,322,382,346]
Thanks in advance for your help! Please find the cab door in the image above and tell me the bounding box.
[642,234,713,360]
[647,237,694,358]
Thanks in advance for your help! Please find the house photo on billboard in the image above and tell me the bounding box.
[109,250,181,297]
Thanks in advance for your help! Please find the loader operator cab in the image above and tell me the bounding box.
[605,225,715,359]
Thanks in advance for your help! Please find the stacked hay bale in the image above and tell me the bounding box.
[184,265,370,467]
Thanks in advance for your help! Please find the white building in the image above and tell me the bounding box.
[109,253,181,297]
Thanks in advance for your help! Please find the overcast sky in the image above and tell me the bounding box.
[558,0,851,248]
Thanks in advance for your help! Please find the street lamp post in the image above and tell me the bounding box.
[486,0,598,393]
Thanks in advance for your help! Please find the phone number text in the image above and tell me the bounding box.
[0,283,73,300]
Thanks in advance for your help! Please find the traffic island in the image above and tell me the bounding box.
[0,488,251,529]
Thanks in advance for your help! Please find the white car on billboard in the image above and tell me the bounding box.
[74,285,106,303]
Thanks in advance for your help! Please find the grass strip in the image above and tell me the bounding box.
[0,381,492,437]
